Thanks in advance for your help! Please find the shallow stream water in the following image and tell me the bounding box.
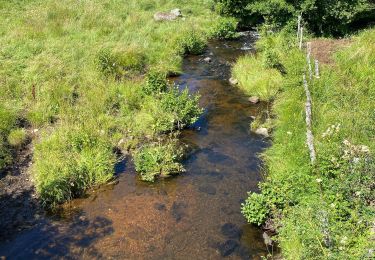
[0,34,270,259]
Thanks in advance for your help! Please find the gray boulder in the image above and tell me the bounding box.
[154,9,182,21]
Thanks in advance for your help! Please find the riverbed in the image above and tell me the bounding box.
[0,33,270,259]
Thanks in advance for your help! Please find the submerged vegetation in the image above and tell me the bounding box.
[237,27,375,259]
[0,0,239,206]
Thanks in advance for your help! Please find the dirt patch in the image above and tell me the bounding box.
[309,39,351,64]
[0,143,43,242]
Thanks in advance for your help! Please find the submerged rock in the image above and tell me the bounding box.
[154,203,166,211]
[171,202,187,222]
[204,57,212,63]
[198,184,217,195]
[229,77,238,85]
[221,223,242,239]
[218,240,239,257]
[255,127,269,138]
[248,96,260,104]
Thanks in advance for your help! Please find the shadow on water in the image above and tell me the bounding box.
[0,32,272,259]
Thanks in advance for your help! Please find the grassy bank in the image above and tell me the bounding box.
[0,0,237,206]
[236,28,375,258]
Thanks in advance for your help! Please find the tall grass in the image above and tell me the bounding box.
[240,28,375,259]
[0,0,225,206]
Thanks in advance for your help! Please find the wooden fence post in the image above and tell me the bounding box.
[315,60,320,78]
[303,74,316,164]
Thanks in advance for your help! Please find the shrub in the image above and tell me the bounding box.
[7,128,27,147]
[133,138,185,182]
[33,127,115,207]
[159,87,202,129]
[178,31,206,55]
[211,17,239,39]
[241,192,270,226]
[143,70,168,95]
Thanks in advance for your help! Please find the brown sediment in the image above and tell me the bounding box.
[310,39,351,64]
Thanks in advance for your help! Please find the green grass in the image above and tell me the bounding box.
[239,28,375,259]
[0,0,226,206]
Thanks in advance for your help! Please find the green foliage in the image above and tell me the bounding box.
[238,29,375,258]
[241,192,269,226]
[159,87,203,129]
[214,0,249,18]
[214,0,374,36]
[210,17,239,39]
[7,128,27,147]
[33,127,115,207]
[178,31,207,55]
[133,138,185,182]
[143,70,168,95]
[0,104,18,170]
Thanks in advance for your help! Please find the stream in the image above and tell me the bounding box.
[0,33,271,259]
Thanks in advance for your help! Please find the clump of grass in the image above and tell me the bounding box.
[7,128,28,147]
[97,47,146,79]
[233,55,282,100]
[133,137,185,182]
[33,127,115,207]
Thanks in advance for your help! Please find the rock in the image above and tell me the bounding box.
[248,96,260,104]
[203,57,212,63]
[255,127,269,138]
[263,232,273,246]
[170,8,182,17]
[229,77,238,85]
[250,116,256,120]
[198,184,216,195]
[154,203,166,211]
[218,240,239,257]
[221,223,242,239]
[171,202,187,222]
[154,9,182,21]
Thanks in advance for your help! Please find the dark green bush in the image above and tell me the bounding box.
[211,17,239,39]
[214,0,374,36]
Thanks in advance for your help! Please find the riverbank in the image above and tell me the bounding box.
[236,28,375,258]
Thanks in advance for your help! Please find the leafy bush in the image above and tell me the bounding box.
[133,138,185,182]
[241,192,269,226]
[33,127,115,207]
[7,128,27,147]
[211,17,239,39]
[159,87,202,129]
[143,70,168,95]
[178,31,206,55]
